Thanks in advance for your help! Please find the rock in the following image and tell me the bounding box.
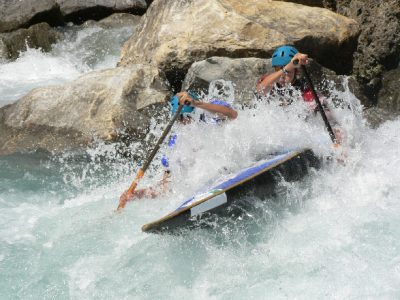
[120,0,359,88]
[82,13,142,29]
[0,65,171,155]
[0,0,62,33]
[325,0,400,103]
[182,57,271,103]
[0,0,147,33]
[362,107,399,129]
[57,0,147,24]
[377,68,400,113]
[0,23,62,60]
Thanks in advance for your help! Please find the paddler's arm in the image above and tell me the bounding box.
[177,91,238,119]
[193,102,237,119]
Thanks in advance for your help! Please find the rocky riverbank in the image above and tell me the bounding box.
[0,0,398,155]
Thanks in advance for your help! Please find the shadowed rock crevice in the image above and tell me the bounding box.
[63,6,147,25]
[25,6,65,29]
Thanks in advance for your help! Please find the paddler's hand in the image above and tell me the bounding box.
[117,190,133,211]
[291,53,309,67]
[177,92,196,106]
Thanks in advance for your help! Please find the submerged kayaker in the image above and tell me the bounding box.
[255,45,343,144]
[126,90,238,200]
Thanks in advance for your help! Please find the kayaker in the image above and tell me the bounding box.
[128,90,237,200]
[255,45,343,144]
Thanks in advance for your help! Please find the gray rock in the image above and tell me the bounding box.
[182,57,271,104]
[0,0,60,33]
[377,68,400,113]
[363,107,399,129]
[82,13,142,29]
[0,23,62,60]
[0,64,171,155]
[342,1,400,88]
[0,0,147,33]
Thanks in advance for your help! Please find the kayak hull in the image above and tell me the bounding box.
[142,148,319,234]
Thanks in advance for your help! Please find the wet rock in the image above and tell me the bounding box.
[377,68,400,113]
[0,0,62,33]
[0,65,171,155]
[120,0,359,87]
[83,13,142,29]
[0,0,147,33]
[0,23,62,60]
[182,57,271,104]
[362,107,399,129]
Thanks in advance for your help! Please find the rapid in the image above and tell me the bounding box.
[1,25,400,299]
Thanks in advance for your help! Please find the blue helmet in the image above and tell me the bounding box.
[169,91,199,115]
[271,45,298,67]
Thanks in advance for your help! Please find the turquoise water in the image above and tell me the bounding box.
[1,23,400,299]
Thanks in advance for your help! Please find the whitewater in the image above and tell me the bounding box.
[1,24,400,299]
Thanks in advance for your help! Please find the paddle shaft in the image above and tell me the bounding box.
[294,60,337,143]
[117,104,184,210]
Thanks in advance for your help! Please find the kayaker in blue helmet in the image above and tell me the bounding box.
[255,45,343,144]
[129,90,237,200]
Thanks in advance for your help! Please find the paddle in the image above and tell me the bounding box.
[117,103,185,211]
[293,59,337,144]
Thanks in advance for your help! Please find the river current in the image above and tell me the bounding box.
[1,24,399,299]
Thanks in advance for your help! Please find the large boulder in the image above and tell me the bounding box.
[0,65,170,155]
[120,0,359,85]
[0,23,62,60]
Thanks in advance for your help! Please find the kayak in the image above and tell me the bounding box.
[142,148,319,234]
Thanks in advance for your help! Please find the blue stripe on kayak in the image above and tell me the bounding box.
[175,150,295,211]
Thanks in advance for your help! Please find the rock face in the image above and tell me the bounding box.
[0,65,170,155]
[337,0,400,103]
[0,0,147,33]
[120,0,359,84]
[0,23,62,60]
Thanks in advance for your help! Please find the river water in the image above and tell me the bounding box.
[1,24,400,299]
